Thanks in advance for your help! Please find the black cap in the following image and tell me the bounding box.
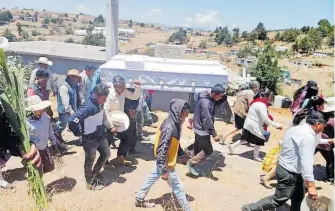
[307,80,318,90]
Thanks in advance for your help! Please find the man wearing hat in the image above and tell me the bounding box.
[80,64,96,100]
[220,80,260,144]
[55,69,82,146]
[29,57,57,96]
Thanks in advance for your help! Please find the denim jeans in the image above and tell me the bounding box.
[83,137,111,182]
[136,164,192,211]
[56,112,71,133]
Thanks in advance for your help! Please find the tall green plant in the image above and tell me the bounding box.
[0,49,48,209]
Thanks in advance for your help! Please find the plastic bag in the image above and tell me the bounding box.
[262,147,280,172]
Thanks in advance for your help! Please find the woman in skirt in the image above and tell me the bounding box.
[228,89,282,161]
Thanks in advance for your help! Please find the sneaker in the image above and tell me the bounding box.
[254,157,264,162]
[135,200,156,208]
[228,144,234,155]
[86,179,105,190]
[0,180,13,189]
[139,135,150,142]
[260,177,272,189]
[187,160,200,176]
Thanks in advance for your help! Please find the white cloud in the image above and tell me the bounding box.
[151,8,162,13]
[184,10,221,27]
[180,23,191,27]
[76,5,90,14]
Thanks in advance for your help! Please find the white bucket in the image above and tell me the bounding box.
[273,95,285,108]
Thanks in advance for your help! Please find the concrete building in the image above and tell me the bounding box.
[236,57,257,66]
[275,46,288,52]
[6,41,106,75]
[290,60,313,68]
[313,51,334,57]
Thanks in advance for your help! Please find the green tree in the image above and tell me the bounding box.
[247,30,258,43]
[169,28,188,44]
[140,22,145,27]
[64,13,68,18]
[298,36,312,55]
[128,19,133,27]
[94,14,105,24]
[232,27,240,43]
[42,17,50,25]
[241,31,248,39]
[237,45,254,58]
[65,27,74,34]
[328,29,334,47]
[274,32,281,41]
[51,18,57,24]
[214,26,229,45]
[249,43,281,93]
[73,18,77,22]
[0,10,13,22]
[308,28,323,51]
[199,40,207,49]
[57,17,63,25]
[86,25,94,34]
[224,33,233,46]
[301,26,310,34]
[21,30,29,40]
[16,22,23,36]
[64,37,75,43]
[280,29,300,42]
[81,33,105,47]
[31,29,41,36]
[317,19,331,37]
[3,29,16,42]
[255,22,267,41]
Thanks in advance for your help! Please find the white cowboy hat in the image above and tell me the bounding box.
[323,97,335,113]
[66,69,80,77]
[107,111,130,132]
[35,57,53,66]
[26,95,51,112]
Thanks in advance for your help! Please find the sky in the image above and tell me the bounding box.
[0,0,334,31]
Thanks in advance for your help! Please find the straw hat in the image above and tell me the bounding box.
[26,95,51,111]
[323,97,335,113]
[66,69,80,77]
[107,111,130,132]
[35,57,53,66]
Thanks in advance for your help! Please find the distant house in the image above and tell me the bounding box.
[185,48,192,54]
[118,28,136,38]
[196,49,208,54]
[313,51,334,57]
[236,57,257,66]
[275,46,288,52]
[119,37,129,42]
[0,21,9,26]
[228,48,239,56]
[290,60,313,68]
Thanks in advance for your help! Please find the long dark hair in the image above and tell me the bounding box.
[293,81,318,101]
[305,96,325,111]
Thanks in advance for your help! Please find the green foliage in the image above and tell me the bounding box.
[42,17,50,25]
[144,48,154,56]
[214,26,231,45]
[81,33,105,47]
[94,14,105,24]
[301,26,310,34]
[241,31,248,39]
[86,25,94,34]
[64,13,68,18]
[0,10,13,22]
[237,45,254,58]
[0,50,48,209]
[65,27,74,35]
[199,40,207,49]
[140,22,145,27]
[317,19,331,37]
[307,28,323,51]
[248,43,281,93]
[3,29,16,42]
[64,37,75,43]
[31,29,41,36]
[232,28,240,43]
[246,30,258,44]
[274,32,281,41]
[328,29,334,47]
[298,36,312,55]
[21,30,30,40]
[279,28,300,42]
[169,28,188,44]
[255,22,267,41]
[16,22,23,36]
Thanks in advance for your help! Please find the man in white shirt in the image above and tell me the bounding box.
[242,111,331,211]
[104,75,141,166]
[29,57,57,95]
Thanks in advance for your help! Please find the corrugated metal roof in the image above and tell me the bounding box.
[6,41,106,62]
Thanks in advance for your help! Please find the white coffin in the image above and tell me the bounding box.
[100,54,228,93]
